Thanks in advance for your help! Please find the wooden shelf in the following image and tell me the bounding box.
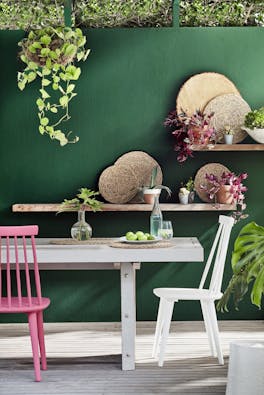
[12,203,236,212]
[191,144,264,151]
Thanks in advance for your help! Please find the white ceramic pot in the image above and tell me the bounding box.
[224,134,234,144]
[143,188,161,204]
[179,192,189,205]
[243,127,264,143]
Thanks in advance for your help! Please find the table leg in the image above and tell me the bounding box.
[120,262,136,370]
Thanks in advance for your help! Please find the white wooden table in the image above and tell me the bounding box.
[30,238,203,370]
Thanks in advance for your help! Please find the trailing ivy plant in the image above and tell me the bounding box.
[217,222,264,312]
[0,0,64,30]
[17,27,90,146]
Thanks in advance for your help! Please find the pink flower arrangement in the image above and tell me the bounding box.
[164,109,216,163]
[201,172,248,204]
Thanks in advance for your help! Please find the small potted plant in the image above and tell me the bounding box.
[223,126,234,145]
[58,188,103,240]
[201,172,248,205]
[243,107,264,143]
[164,109,216,163]
[179,177,195,204]
[143,166,171,204]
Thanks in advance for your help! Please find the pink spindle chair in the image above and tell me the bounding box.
[0,225,50,382]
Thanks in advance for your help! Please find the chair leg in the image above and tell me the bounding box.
[200,300,217,357]
[207,301,224,365]
[37,311,47,371]
[158,300,174,367]
[28,312,41,382]
[152,298,166,358]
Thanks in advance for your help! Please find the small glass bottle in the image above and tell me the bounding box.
[150,195,163,237]
[71,210,92,241]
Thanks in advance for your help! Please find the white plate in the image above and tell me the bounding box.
[119,236,162,244]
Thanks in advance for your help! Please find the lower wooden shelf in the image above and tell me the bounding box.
[12,203,236,212]
[191,144,264,151]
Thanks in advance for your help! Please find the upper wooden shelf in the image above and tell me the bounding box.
[191,144,264,151]
[12,203,236,212]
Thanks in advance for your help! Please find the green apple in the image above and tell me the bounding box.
[126,231,137,241]
[144,233,150,238]
[147,234,155,240]
[136,231,145,239]
[137,234,148,241]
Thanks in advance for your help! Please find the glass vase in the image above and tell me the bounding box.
[71,210,92,241]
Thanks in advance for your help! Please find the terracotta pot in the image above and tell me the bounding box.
[143,188,161,204]
[190,127,209,145]
[216,185,234,204]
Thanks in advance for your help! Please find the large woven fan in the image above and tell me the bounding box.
[176,72,240,116]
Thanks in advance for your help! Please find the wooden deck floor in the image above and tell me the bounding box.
[0,321,263,394]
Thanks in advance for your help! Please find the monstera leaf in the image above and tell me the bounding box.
[218,222,264,311]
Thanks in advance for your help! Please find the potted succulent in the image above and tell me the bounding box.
[164,109,216,163]
[201,171,248,205]
[217,221,264,312]
[243,107,264,143]
[17,27,90,146]
[223,126,234,145]
[143,166,171,204]
[58,188,103,240]
[179,177,195,204]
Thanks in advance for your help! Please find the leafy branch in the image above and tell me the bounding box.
[58,188,103,213]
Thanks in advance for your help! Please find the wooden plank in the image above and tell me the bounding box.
[12,203,236,212]
[191,144,264,151]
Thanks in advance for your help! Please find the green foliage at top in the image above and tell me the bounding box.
[180,0,264,27]
[244,108,264,129]
[73,0,173,28]
[218,222,264,312]
[0,0,64,30]
[59,188,103,212]
[17,27,90,146]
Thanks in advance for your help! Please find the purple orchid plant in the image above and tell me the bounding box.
[201,171,248,205]
[164,109,216,163]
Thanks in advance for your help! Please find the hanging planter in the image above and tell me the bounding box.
[17,27,90,146]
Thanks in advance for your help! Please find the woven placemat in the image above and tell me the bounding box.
[194,163,230,202]
[204,93,250,143]
[50,238,115,245]
[110,241,174,249]
[176,72,240,116]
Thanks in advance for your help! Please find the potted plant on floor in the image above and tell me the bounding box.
[243,107,264,143]
[17,27,90,146]
[142,166,171,204]
[58,188,103,240]
[164,109,216,163]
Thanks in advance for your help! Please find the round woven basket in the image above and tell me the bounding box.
[176,72,240,116]
[115,151,163,187]
[98,164,138,204]
[194,163,230,202]
[204,94,250,143]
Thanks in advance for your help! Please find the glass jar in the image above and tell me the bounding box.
[71,210,92,241]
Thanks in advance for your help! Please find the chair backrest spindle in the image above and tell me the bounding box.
[199,215,235,295]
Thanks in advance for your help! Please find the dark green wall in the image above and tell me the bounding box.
[0,10,264,322]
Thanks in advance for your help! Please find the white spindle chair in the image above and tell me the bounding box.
[152,215,235,367]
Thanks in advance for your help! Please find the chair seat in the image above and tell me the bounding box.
[0,297,50,313]
[153,287,222,301]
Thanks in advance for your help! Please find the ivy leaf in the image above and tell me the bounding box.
[52,83,59,90]
[27,72,37,83]
[18,81,26,91]
[50,107,58,113]
[59,96,69,107]
[39,125,45,134]
[42,67,51,76]
[64,44,76,57]
[41,47,50,57]
[40,35,52,45]
[36,98,44,110]
[40,117,49,126]
[67,84,75,94]
[42,78,51,86]
[39,88,50,99]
